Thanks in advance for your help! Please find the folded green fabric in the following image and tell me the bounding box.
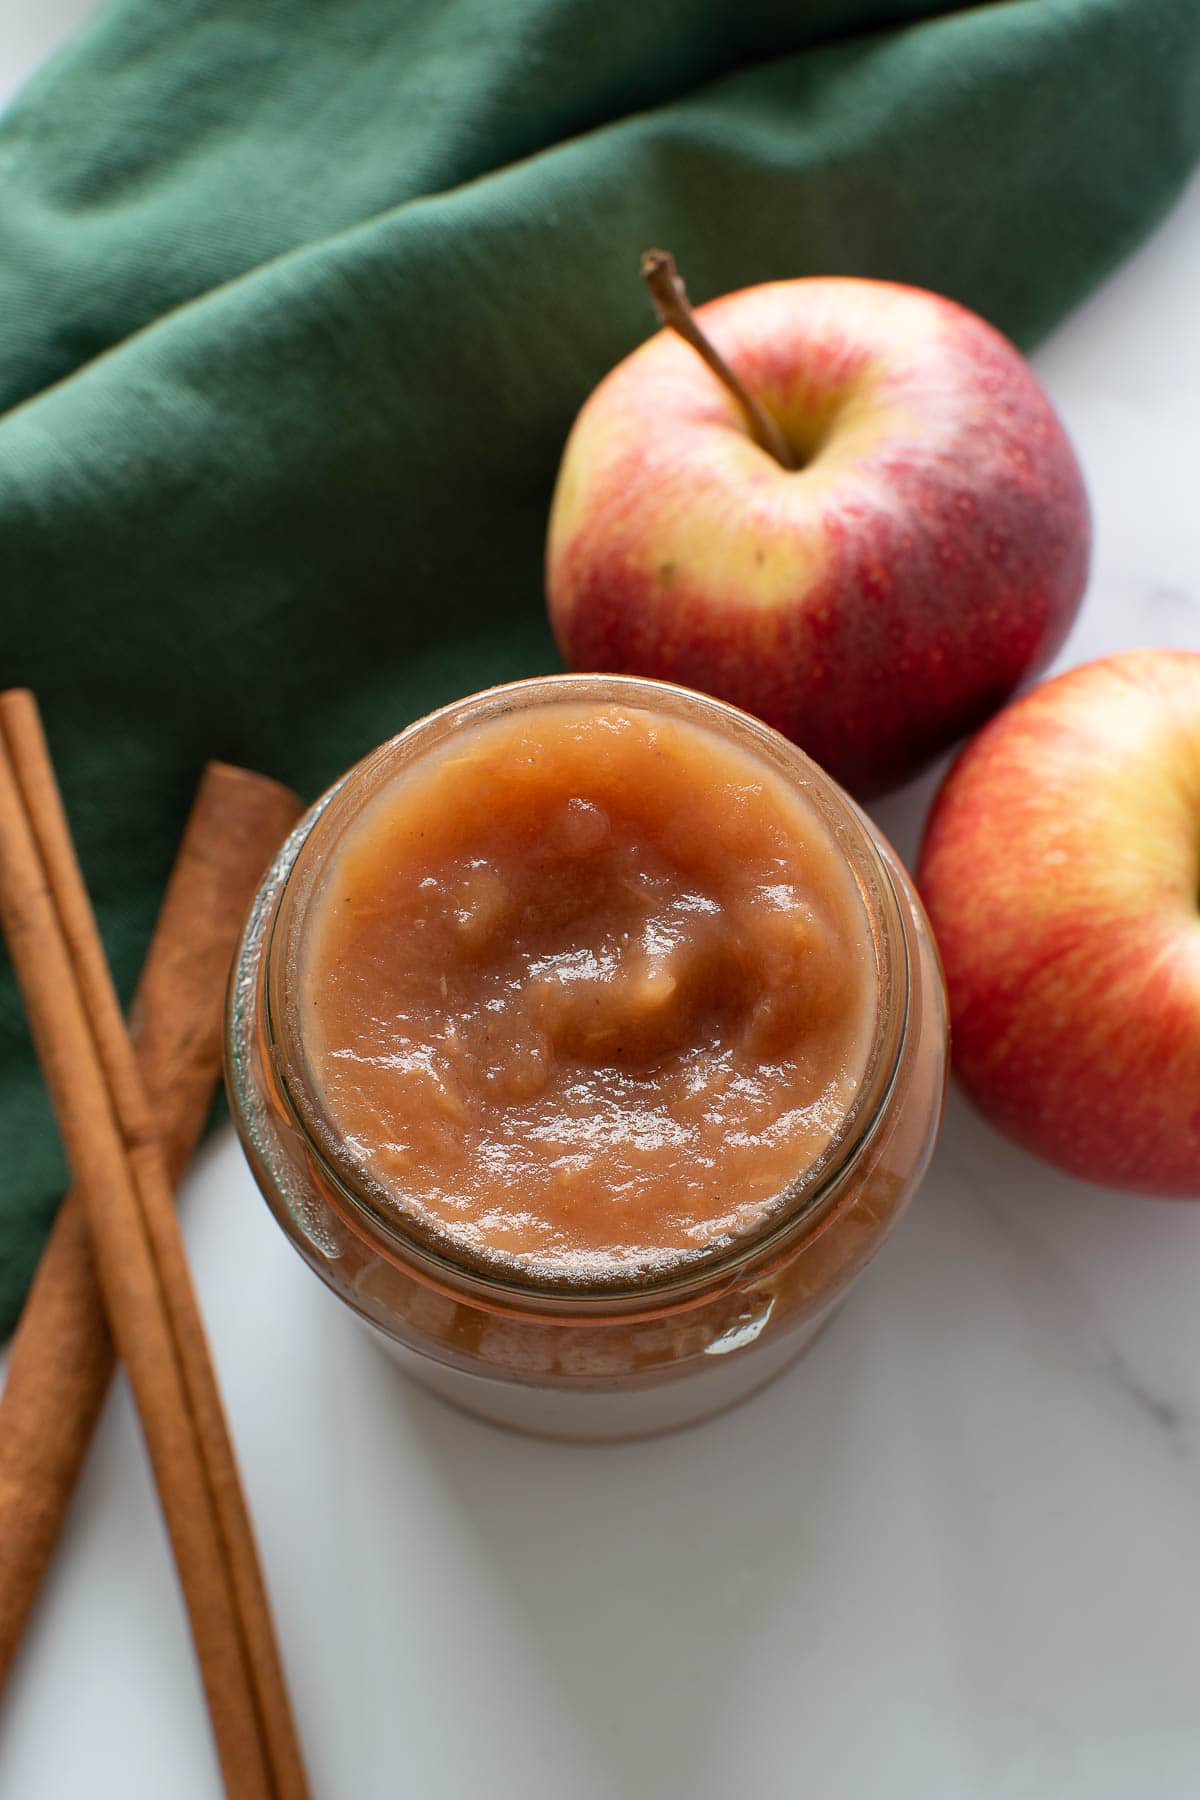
[1,0,1198,1335]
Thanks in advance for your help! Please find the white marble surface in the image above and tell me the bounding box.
[3,7,1200,1799]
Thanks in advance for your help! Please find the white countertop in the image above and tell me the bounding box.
[3,9,1200,1799]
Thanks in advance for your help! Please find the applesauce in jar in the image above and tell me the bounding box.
[227,676,947,1439]
[300,701,875,1282]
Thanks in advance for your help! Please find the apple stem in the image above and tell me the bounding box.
[640,249,797,471]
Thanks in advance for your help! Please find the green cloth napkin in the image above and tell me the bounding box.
[1,0,1198,1336]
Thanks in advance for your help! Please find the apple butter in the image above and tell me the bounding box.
[227,676,948,1438]
[297,702,875,1282]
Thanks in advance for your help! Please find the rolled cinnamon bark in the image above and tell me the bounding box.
[0,759,299,1694]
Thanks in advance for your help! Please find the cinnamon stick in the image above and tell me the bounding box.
[0,760,300,1694]
[0,692,308,1800]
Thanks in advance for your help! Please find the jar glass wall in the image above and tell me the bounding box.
[226,676,948,1439]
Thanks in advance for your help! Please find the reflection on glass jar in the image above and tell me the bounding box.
[226,676,948,1439]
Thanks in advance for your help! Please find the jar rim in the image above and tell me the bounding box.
[256,674,912,1318]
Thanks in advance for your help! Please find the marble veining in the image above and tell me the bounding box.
[952,1141,1194,1459]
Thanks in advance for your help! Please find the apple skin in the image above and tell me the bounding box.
[546,278,1090,797]
[917,650,1200,1196]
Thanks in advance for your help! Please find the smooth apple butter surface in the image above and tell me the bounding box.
[299,702,875,1281]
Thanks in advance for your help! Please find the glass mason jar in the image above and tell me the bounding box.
[226,676,948,1440]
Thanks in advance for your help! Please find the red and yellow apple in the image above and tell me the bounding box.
[546,276,1090,796]
[917,649,1200,1195]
